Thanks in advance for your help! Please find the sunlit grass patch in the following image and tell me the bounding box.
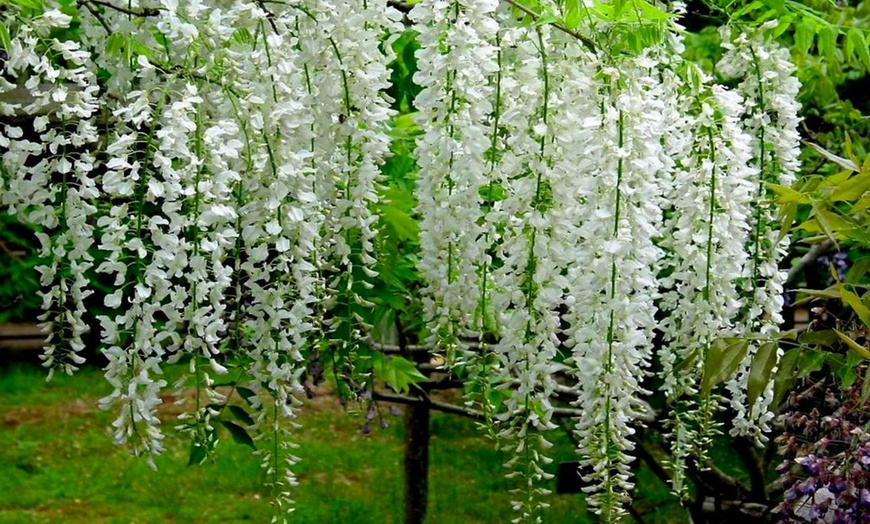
[0,363,684,523]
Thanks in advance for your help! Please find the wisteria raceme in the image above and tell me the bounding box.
[412,0,500,360]
[228,6,319,511]
[488,21,568,523]
[564,52,674,518]
[659,72,758,492]
[0,15,100,378]
[293,0,400,395]
[718,23,801,440]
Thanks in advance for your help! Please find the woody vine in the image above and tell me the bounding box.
[0,0,820,522]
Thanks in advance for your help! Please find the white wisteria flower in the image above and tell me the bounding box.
[718,23,801,440]
[412,0,500,360]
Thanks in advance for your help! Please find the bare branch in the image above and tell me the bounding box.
[77,1,113,34]
[373,390,587,420]
[786,239,835,287]
[369,339,484,354]
[373,391,486,421]
[79,0,163,18]
[500,0,596,51]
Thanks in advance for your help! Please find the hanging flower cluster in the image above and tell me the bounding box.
[411,0,500,362]
[718,23,802,440]
[2,2,803,522]
[1,2,395,519]
[411,3,800,520]
[1,11,100,378]
[658,73,758,495]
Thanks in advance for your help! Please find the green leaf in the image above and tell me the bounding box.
[856,31,870,73]
[674,347,700,373]
[805,141,859,172]
[845,28,858,63]
[0,21,10,53]
[232,28,254,45]
[797,349,827,378]
[534,12,560,27]
[838,284,870,328]
[794,21,815,56]
[235,386,258,406]
[793,287,840,301]
[379,206,418,242]
[188,442,208,466]
[220,421,256,450]
[834,329,870,359]
[732,0,765,18]
[590,0,614,20]
[760,0,785,13]
[372,354,427,394]
[629,0,673,21]
[768,183,811,204]
[701,338,751,395]
[840,365,858,389]
[798,330,838,346]
[831,171,870,201]
[853,195,870,215]
[811,207,840,246]
[747,342,778,409]
[817,25,837,63]
[771,15,793,38]
[845,258,870,284]
[11,0,44,9]
[564,0,583,29]
[228,405,255,426]
[773,348,800,408]
[777,202,798,243]
[821,170,852,188]
[105,33,127,58]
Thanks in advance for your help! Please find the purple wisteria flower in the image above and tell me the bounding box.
[775,369,870,523]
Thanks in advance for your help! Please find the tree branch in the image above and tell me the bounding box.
[373,390,588,420]
[369,340,484,354]
[77,1,113,34]
[373,391,486,421]
[734,436,767,499]
[785,239,835,287]
[500,0,596,51]
[78,0,162,18]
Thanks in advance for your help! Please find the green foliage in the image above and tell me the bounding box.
[0,21,11,52]
[386,30,422,113]
[0,215,42,323]
[684,1,870,162]
[701,337,750,395]
[785,140,870,247]
[371,110,424,339]
[747,341,778,408]
[371,353,428,394]
[219,420,257,450]
[5,0,46,13]
[773,139,870,397]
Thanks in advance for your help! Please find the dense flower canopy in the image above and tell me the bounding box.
[0,1,800,522]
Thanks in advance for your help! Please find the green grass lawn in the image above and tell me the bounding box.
[0,362,685,523]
